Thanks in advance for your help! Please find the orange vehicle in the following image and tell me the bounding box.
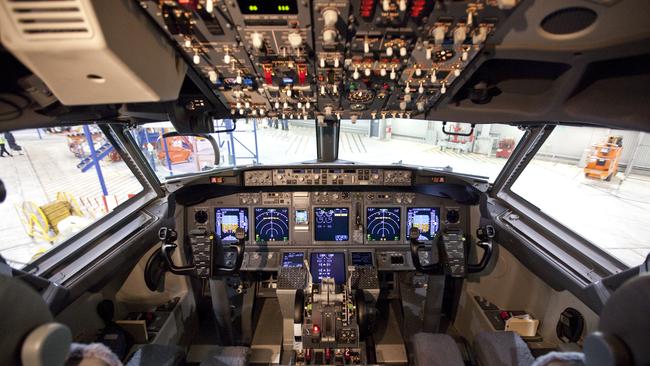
[157,136,193,165]
[584,136,623,181]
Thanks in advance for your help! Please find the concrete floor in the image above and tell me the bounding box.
[1,125,648,269]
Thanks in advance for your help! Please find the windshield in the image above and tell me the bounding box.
[134,119,523,182]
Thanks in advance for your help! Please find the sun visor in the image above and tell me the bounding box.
[0,0,186,105]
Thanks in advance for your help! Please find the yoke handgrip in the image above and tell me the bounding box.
[159,227,195,275]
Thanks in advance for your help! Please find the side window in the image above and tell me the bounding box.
[0,125,144,268]
[511,126,650,267]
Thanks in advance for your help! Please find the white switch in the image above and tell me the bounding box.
[430,71,437,83]
[251,32,264,50]
[400,46,407,56]
[415,68,422,77]
[380,68,387,77]
[364,41,370,54]
[399,0,407,12]
[353,67,360,80]
[334,58,340,68]
[462,50,468,61]
[193,51,200,65]
[425,48,432,60]
[433,26,445,45]
[386,46,393,56]
[205,0,214,13]
[320,58,326,68]
[390,67,396,80]
[365,68,372,76]
[223,53,231,64]
[382,0,390,12]
[453,26,467,45]
[208,70,217,83]
[418,83,424,94]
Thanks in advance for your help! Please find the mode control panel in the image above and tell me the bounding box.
[274,168,385,186]
[242,168,412,186]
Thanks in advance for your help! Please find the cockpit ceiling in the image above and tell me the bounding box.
[0,0,649,132]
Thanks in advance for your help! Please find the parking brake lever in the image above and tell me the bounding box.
[159,227,195,275]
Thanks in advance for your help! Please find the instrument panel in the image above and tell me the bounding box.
[188,190,466,271]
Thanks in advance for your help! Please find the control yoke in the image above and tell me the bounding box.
[409,227,443,274]
[159,226,246,278]
[467,225,495,274]
[159,227,195,275]
[215,227,246,274]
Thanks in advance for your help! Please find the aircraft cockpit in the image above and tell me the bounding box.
[1,0,649,365]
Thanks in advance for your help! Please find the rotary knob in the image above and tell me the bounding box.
[288,32,302,48]
[323,28,337,43]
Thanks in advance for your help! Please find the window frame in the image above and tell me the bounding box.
[23,123,162,278]
[490,124,629,285]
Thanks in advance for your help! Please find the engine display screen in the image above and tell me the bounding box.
[215,208,249,243]
[366,207,401,241]
[254,207,290,242]
[406,208,440,242]
[310,252,346,285]
[282,252,304,268]
[314,207,349,242]
[237,0,298,14]
[351,252,373,266]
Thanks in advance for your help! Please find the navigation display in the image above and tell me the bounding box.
[282,252,304,268]
[366,207,401,241]
[351,252,373,266]
[310,252,346,284]
[215,208,249,243]
[254,207,290,242]
[314,207,349,242]
[406,207,440,241]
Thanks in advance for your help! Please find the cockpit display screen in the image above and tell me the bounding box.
[254,207,290,242]
[310,252,346,284]
[406,207,440,241]
[282,252,304,268]
[366,207,401,241]
[237,0,298,14]
[314,207,349,242]
[215,208,249,243]
[351,252,373,266]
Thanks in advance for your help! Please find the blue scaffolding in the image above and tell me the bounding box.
[215,119,260,165]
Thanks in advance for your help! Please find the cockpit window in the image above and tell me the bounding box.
[511,126,650,267]
[0,125,144,269]
[338,120,524,182]
[134,120,523,182]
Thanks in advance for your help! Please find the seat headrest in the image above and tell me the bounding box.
[585,274,650,366]
[0,275,70,365]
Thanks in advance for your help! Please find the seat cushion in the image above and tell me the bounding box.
[125,344,185,366]
[411,333,464,366]
[474,331,535,366]
[199,346,250,366]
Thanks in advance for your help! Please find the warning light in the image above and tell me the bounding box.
[210,177,224,184]
[312,325,320,334]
